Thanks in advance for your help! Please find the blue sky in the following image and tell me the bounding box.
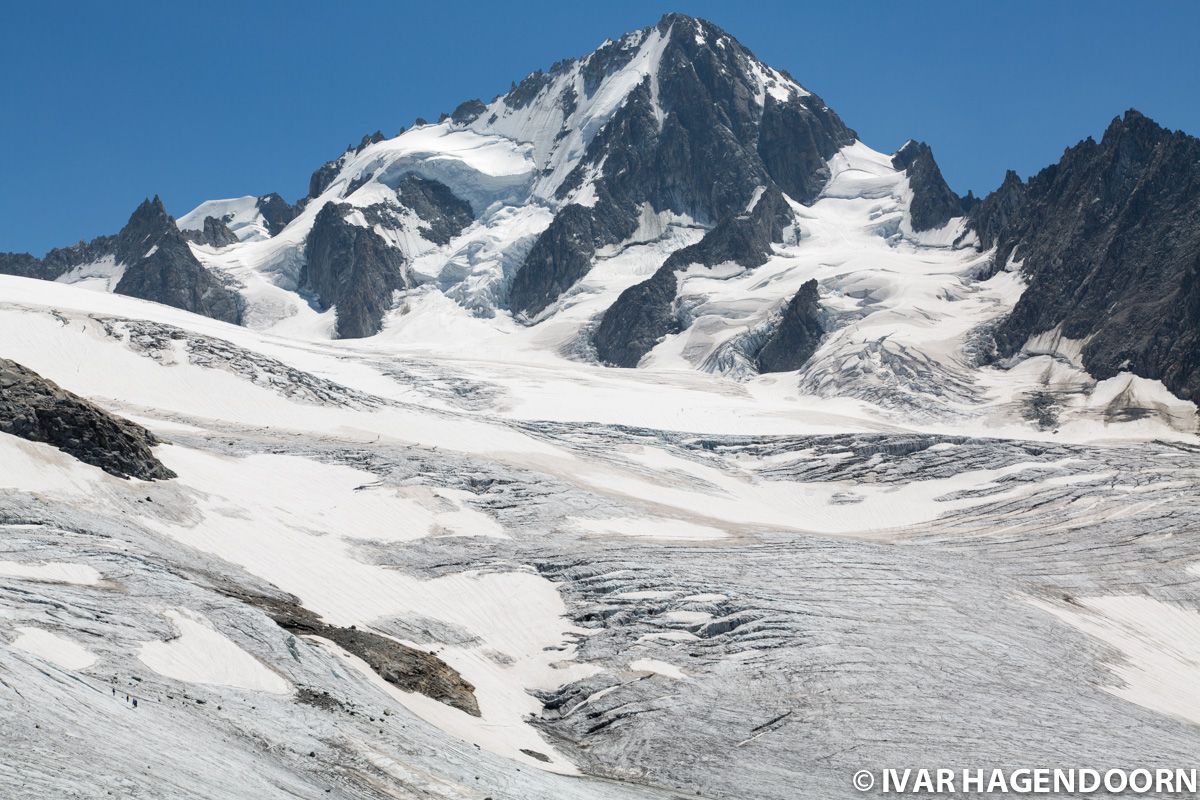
[2,0,1197,255]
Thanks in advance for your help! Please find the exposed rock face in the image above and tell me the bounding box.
[594,187,794,367]
[182,215,240,248]
[968,110,1200,403]
[112,198,243,324]
[509,14,854,316]
[755,279,824,373]
[592,266,679,368]
[0,251,57,279]
[255,193,298,236]
[0,358,175,480]
[663,185,792,271]
[394,175,474,245]
[228,588,479,716]
[757,92,851,206]
[302,202,409,339]
[967,169,1026,249]
[307,133,387,200]
[891,140,964,231]
[450,98,487,124]
[308,155,345,200]
[508,204,597,317]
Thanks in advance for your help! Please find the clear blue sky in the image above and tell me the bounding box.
[2,0,1197,255]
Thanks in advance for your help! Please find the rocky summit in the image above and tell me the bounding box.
[1,11,1198,800]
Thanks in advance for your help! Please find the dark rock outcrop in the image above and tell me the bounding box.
[182,215,239,248]
[354,131,385,153]
[302,202,409,339]
[510,14,854,317]
[225,587,479,716]
[307,134,388,201]
[967,170,1026,249]
[308,155,346,200]
[111,198,243,324]
[0,251,57,280]
[891,140,965,231]
[0,358,175,480]
[450,98,487,124]
[755,279,824,373]
[593,265,679,368]
[758,92,852,206]
[967,110,1200,404]
[394,175,474,245]
[661,185,792,271]
[595,187,794,366]
[508,204,597,317]
[255,193,298,236]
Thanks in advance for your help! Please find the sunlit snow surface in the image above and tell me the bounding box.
[2,260,1199,798]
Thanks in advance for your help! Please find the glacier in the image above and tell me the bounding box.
[2,11,1199,800]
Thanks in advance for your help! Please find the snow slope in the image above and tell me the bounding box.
[1,269,1199,799]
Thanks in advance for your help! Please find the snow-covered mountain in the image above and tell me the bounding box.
[2,13,1200,800]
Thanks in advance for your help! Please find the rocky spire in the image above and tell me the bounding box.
[891,140,965,231]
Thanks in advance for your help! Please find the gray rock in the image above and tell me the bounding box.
[755,279,824,373]
[450,99,487,124]
[255,192,298,236]
[0,358,174,480]
[0,235,117,281]
[592,266,679,368]
[182,215,240,248]
[508,205,598,318]
[227,587,480,716]
[302,202,409,339]
[891,140,965,231]
[395,174,474,245]
[1,197,243,325]
[305,132,382,200]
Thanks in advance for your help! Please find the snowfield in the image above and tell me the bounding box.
[1,258,1198,798]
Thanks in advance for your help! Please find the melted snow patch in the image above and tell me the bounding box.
[138,609,290,694]
[11,627,97,670]
[1032,595,1200,726]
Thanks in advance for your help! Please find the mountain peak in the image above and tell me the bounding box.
[1099,106,1167,145]
[127,195,172,229]
[655,12,727,37]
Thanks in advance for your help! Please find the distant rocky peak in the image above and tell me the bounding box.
[127,195,172,230]
[114,195,177,265]
[1101,107,1160,144]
